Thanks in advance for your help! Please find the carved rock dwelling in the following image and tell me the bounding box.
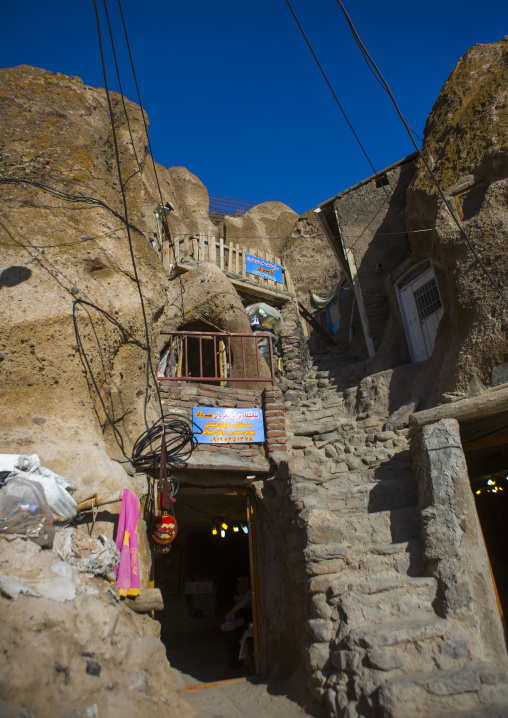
[1,37,508,718]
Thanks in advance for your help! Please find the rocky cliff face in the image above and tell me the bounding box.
[0,65,220,496]
[404,39,508,402]
[0,65,217,718]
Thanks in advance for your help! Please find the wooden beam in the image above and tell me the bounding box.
[345,249,375,358]
[298,302,333,345]
[126,588,164,613]
[410,385,508,431]
[463,432,508,452]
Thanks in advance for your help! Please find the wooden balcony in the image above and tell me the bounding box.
[159,234,296,304]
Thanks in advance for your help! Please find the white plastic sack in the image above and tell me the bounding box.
[0,561,76,602]
[245,303,283,336]
[2,454,77,523]
[0,477,55,547]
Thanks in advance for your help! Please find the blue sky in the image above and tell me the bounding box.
[1,0,506,215]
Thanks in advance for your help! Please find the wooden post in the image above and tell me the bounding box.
[250,248,259,285]
[265,251,276,290]
[241,246,247,278]
[162,240,170,272]
[228,241,233,272]
[209,235,216,266]
[219,339,227,387]
[219,236,225,270]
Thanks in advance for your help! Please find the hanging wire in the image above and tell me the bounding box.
[333,0,508,307]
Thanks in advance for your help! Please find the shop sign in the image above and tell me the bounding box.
[192,407,265,444]
[245,254,283,284]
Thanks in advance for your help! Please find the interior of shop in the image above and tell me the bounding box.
[154,490,255,683]
[462,411,508,641]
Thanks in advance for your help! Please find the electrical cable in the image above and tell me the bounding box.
[333,0,508,307]
[92,0,165,422]
[0,227,124,249]
[131,414,198,469]
[0,178,145,236]
[101,0,143,177]
[284,0,411,276]
[284,0,398,210]
[116,0,170,244]
[72,298,147,459]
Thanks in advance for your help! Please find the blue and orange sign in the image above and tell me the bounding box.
[193,407,265,444]
[245,254,283,284]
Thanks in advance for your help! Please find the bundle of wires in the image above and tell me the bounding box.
[131,414,197,470]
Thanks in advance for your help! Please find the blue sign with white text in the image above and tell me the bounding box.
[245,254,283,284]
[193,407,265,444]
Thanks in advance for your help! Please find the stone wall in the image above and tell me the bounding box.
[332,158,416,358]
[280,300,311,387]
[158,381,286,468]
[257,363,508,716]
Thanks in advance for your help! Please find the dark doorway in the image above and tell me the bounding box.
[154,490,257,683]
[463,428,508,635]
[177,320,228,380]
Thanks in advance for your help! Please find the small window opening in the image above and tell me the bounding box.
[375,173,389,188]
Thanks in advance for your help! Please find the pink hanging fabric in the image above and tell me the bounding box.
[114,488,140,597]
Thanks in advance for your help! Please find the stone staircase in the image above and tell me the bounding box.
[280,360,508,717]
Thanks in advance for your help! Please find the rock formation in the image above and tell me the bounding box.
[223,200,298,256]
[405,38,508,402]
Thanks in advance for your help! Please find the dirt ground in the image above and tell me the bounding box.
[183,674,321,718]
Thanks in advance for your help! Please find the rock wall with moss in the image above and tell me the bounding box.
[404,38,508,405]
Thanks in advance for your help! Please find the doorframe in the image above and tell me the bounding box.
[395,260,443,362]
[176,485,261,675]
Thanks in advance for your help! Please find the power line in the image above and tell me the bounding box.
[284,0,399,212]
[0,227,124,249]
[101,0,143,177]
[0,178,146,236]
[116,0,169,243]
[92,0,164,421]
[333,0,508,308]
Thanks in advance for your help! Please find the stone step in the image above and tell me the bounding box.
[424,703,508,717]
[304,505,419,549]
[346,616,452,651]
[319,456,413,485]
[376,663,508,718]
[335,576,438,626]
[326,475,418,514]
[332,617,473,680]
[289,417,353,437]
[304,539,425,583]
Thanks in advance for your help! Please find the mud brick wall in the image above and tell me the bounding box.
[157,382,286,463]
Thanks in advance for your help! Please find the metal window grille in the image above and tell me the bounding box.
[413,279,442,321]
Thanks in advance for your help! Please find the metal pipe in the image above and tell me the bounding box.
[241,336,246,378]
[185,334,188,379]
[254,335,260,378]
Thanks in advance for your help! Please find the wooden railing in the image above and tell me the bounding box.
[159,234,296,301]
